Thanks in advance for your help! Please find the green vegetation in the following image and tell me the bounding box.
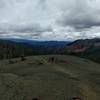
[0,55,100,100]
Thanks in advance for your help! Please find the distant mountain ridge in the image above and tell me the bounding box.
[1,38,100,63]
[0,38,70,48]
[0,38,70,60]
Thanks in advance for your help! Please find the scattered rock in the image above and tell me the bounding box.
[72,96,82,100]
[8,60,17,64]
[32,97,39,100]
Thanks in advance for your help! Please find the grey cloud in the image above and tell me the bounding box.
[0,23,53,40]
[58,16,100,29]
[57,0,100,30]
[11,24,53,34]
[0,0,100,40]
[38,0,47,9]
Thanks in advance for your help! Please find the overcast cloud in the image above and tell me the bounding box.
[0,0,100,40]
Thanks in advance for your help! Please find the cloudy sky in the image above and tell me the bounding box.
[0,0,100,40]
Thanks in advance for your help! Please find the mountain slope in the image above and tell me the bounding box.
[62,38,100,63]
[0,55,100,100]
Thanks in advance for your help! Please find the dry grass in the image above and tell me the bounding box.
[0,55,100,100]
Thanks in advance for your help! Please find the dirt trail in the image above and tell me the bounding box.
[54,65,100,100]
[53,65,78,79]
[42,58,100,100]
